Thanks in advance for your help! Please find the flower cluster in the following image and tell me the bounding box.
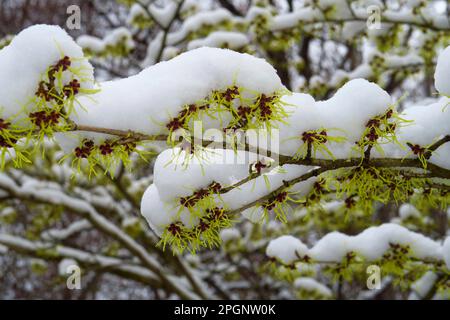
[158,206,233,253]
[0,53,98,168]
[329,167,426,214]
[294,128,345,160]
[67,137,142,177]
[355,107,407,160]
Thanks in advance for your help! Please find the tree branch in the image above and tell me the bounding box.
[0,175,201,299]
[0,233,162,287]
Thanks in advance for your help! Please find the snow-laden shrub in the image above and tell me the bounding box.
[0,9,449,298]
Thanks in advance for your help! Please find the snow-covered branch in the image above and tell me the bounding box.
[0,233,162,287]
[1,3,449,298]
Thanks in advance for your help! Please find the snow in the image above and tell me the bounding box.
[271,7,321,31]
[104,27,135,50]
[266,235,308,264]
[435,46,450,97]
[268,224,444,264]
[311,224,443,262]
[276,79,391,158]
[399,204,421,220]
[140,184,197,236]
[64,46,283,147]
[2,23,450,266]
[316,0,352,17]
[220,228,241,243]
[142,147,316,234]
[161,46,180,61]
[167,9,233,45]
[143,32,165,66]
[331,52,424,89]
[384,53,423,68]
[410,271,438,299]
[245,6,271,22]
[77,27,135,54]
[0,25,94,120]
[342,22,366,40]
[42,220,90,240]
[153,148,251,202]
[77,35,104,53]
[127,4,148,26]
[148,2,179,28]
[316,79,391,143]
[381,96,450,168]
[270,1,449,33]
[294,277,332,297]
[309,232,351,262]
[443,236,450,270]
[187,31,249,50]
[122,217,140,228]
[58,258,78,276]
[396,98,450,147]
